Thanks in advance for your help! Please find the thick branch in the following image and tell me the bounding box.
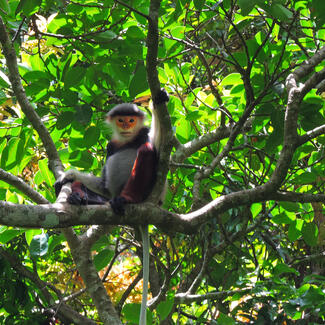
[66,229,122,324]
[1,186,325,234]
[293,46,325,80]
[0,17,63,178]
[145,0,174,200]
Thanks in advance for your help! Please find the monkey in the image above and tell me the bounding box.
[55,89,169,325]
[55,103,158,212]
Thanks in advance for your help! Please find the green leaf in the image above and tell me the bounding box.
[93,249,114,271]
[29,233,49,258]
[193,0,205,11]
[272,212,295,225]
[16,0,42,16]
[61,89,79,106]
[70,150,94,169]
[75,104,93,126]
[126,26,145,40]
[220,73,242,86]
[48,234,65,255]
[123,303,140,323]
[25,229,42,246]
[300,286,325,306]
[250,154,261,171]
[217,312,236,325]
[302,222,318,246]
[23,70,51,82]
[83,126,100,148]
[56,111,74,130]
[185,110,203,121]
[164,38,185,57]
[251,203,262,218]
[300,102,325,131]
[311,0,325,27]
[274,263,299,276]
[0,69,10,87]
[16,133,26,165]
[38,159,54,186]
[170,26,186,39]
[0,228,25,244]
[269,3,293,21]
[265,130,283,153]
[0,138,7,159]
[93,30,116,42]
[2,137,20,170]
[64,67,86,88]
[292,172,317,185]
[238,0,256,15]
[175,117,191,142]
[129,63,149,99]
[0,0,9,13]
[157,299,174,321]
[288,219,303,242]
[280,201,300,213]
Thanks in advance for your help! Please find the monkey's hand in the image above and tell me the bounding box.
[68,191,88,205]
[109,196,127,215]
[54,170,77,197]
[153,88,169,105]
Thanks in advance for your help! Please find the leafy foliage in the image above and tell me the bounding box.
[0,0,324,324]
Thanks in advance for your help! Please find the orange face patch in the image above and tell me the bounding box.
[115,115,138,131]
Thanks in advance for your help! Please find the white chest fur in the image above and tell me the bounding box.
[103,148,138,197]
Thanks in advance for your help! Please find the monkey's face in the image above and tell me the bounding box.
[110,115,143,140]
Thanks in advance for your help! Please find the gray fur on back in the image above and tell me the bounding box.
[102,148,138,197]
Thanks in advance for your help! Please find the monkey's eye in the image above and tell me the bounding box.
[129,119,135,123]
[118,118,124,123]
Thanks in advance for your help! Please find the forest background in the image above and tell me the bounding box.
[0,0,325,324]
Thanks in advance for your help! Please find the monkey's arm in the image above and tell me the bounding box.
[55,169,107,198]
[121,142,157,203]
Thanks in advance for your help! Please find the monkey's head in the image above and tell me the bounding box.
[107,104,145,143]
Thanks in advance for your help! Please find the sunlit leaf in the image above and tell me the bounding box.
[0,228,25,244]
[220,73,242,86]
[38,159,55,186]
[25,229,42,246]
[29,233,49,258]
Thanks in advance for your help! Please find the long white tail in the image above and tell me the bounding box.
[139,226,149,325]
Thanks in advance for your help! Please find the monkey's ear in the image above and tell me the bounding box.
[153,89,169,105]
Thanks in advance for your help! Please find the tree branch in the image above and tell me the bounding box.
[145,0,174,201]
[0,17,63,178]
[297,124,325,146]
[175,288,251,304]
[0,168,48,204]
[1,185,325,234]
[172,120,252,164]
